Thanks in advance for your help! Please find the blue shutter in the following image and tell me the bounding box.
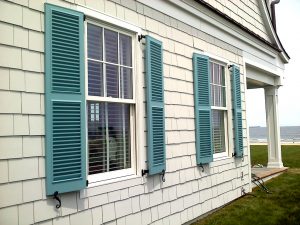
[45,4,86,195]
[193,53,213,164]
[145,36,166,175]
[231,65,243,157]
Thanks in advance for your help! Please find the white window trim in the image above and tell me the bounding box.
[209,58,234,160]
[83,13,143,186]
[76,5,142,35]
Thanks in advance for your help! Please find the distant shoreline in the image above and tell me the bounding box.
[250,142,300,145]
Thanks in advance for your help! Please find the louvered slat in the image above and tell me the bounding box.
[146,36,166,175]
[45,4,86,195]
[193,53,213,164]
[231,65,243,157]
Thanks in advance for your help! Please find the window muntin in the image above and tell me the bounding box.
[86,22,134,177]
[210,62,227,155]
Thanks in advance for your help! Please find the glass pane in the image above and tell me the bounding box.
[210,62,213,83]
[214,64,219,85]
[212,110,225,154]
[87,24,102,60]
[222,86,226,107]
[121,67,133,99]
[119,34,132,66]
[106,64,119,98]
[107,103,131,171]
[221,66,225,86]
[88,60,103,96]
[88,102,106,175]
[104,29,118,64]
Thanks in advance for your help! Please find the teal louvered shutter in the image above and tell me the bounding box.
[45,4,86,195]
[145,36,166,175]
[231,65,243,157]
[193,53,213,164]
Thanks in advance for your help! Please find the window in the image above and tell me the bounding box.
[86,22,135,179]
[210,62,228,157]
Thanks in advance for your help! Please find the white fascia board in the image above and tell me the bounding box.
[76,5,142,34]
[257,0,289,63]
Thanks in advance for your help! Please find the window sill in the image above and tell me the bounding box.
[80,173,142,198]
[213,152,230,161]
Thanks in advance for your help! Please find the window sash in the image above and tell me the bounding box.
[85,20,136,181]
[86,21,135,102]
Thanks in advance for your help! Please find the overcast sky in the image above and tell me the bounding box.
[246,0,300,127]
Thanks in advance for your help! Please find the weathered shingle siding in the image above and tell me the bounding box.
[200,0,270,41]
[0,0,250,224]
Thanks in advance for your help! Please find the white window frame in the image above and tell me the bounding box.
[208,57,233,160]
[79,6,143,185]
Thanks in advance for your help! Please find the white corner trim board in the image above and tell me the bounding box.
[76,5,142,34]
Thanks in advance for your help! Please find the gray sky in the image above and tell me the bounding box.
[246,0,300,126]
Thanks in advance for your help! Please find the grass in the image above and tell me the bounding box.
[251,145,300,168]
[191,145,300,225]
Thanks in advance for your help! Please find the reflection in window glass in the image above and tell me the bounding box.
[88,102,131,174]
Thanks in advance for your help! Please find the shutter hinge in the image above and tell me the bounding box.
[83,14,86,21]
[228,64,233,69]
[141,169,149,176]
[53,191,61,209]
[138,34,146,42]
[199,163,204,172]
[86,180,89,186]
[232,152,236,157]
[160,169,166,182]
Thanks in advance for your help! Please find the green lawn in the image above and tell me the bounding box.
[192,145,300,225]
[251,145,300,168]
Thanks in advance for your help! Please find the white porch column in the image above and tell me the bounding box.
[264,86,283,168]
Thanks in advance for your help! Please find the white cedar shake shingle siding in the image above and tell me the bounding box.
[201,0,270,41]
[0,0,250,224]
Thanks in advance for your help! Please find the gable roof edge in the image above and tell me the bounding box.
[193,0,289,63]
[259,0,290,63]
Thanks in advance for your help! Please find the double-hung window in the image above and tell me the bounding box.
[86,22,135,181]
[210,61,228,158]
[45,4,166,195]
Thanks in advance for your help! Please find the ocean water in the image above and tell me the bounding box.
[249,126,300,143]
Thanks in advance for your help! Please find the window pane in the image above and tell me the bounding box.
[121,67,133,99]
[214,64,219,84]
[106,64,119,98]
[87,24,102,60]
[88,102,131,174]
[212,110,226,154]
[88,102,106,175]
[221,66,225,86]
[119,34,132,66]
[107,103,131,171]
[88,60,103,96]
[104,29,118,64]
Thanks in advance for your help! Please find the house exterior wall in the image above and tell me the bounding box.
[0,0,251,225]
[199,0,270,42]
